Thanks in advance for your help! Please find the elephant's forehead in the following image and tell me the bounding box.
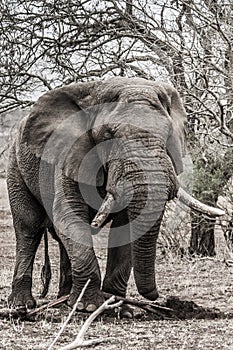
[119,86,158,100]
[97,79,169,104]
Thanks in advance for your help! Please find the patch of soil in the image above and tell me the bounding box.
[164,296,231,320]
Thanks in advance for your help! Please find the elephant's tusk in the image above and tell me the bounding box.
[91,193,115,228]
[177,188,225,217]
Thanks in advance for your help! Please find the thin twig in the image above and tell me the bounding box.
[27,294,69,317]
[48,279,91,350]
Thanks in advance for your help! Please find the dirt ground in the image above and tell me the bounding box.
[1,178,233,350]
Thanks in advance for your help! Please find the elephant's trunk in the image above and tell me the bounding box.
[129,213,163,300]
[126,166,170,300]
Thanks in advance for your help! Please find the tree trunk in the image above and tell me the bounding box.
[189,142,233,257]
[189,212,216,256]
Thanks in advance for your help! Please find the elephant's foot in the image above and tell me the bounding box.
[102,300,134,319]
[139,288,159,301]
[67,288,104,312]
[8,276,36,312]
[8,292,36,312]
[8,291,36,312]
[119,303,134,318]
[102,281,133,318]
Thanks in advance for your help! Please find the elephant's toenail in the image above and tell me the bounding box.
[121,310,133,319]
[86,304,97,312]
[77,302,84,310]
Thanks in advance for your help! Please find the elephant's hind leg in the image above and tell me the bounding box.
[7,167,46,311]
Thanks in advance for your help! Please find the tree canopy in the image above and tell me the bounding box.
[1,0,232,254]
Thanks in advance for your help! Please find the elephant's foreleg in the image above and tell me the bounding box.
[7,169,46,310]
[53,175,104,311]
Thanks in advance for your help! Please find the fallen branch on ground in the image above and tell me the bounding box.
[27,294,69,317]
[102,292,174,317]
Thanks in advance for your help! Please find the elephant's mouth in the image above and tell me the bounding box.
[91,187,224,228]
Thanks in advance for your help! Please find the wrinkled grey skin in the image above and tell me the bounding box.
[7,77,186,314]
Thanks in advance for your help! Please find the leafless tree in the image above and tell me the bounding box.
[0,0,232,254]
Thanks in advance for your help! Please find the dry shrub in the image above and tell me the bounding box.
[158,200,191,258]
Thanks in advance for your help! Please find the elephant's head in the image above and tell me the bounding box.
[26,77,224,300]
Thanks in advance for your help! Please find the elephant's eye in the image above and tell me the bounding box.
[102,128,113,140]
[92,127,113,142]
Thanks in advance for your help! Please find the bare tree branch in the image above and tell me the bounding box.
[57,296,123,350]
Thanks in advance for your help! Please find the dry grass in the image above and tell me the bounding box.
[1,177,233,349]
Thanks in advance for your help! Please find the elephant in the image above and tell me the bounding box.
[7,77,224,315]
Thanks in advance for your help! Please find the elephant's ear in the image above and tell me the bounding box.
[163,85,187,175]
[23,81,104,186]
